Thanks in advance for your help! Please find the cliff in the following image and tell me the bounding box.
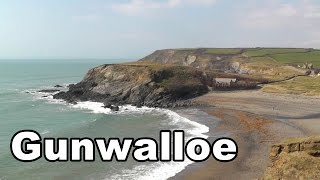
[263,136,320,179]
[53,64,211,107]
[138,48,308,81]
[53,48,318,107]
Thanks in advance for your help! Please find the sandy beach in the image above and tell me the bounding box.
[172,90,320,180]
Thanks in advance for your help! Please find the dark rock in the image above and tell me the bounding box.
[67,99,77,105]
[38,89,60,93]
[136,103,143,108]
[305,70,312,76]
[110,105,120,111]
[67,84,75,88]
[103,102,112,109]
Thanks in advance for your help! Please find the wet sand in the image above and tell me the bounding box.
[171,90,320,180]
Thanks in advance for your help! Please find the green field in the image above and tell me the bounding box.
[205,48,242,54]
[262,76,320,96]
[241,48,320,67]
[271,50,320,67]
[202,48,320,67]
[139,47,320,96]
[244,48,308,57]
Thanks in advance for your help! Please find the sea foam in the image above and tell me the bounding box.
[70,101,209,180]
[30,89,210,180]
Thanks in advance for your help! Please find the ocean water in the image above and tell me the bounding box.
[0,59,209,180]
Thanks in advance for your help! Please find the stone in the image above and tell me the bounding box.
[110,105,120,111]
[38,89,60,93]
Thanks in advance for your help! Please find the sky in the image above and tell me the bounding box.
[0,0,320,59]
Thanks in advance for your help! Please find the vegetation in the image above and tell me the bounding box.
[242,48,320,67]
[244,48,308,57]
[271,50,320,67]
[262,76,320,96]
[205,48,242,54]
[239,56,304,81]
[137,47,320,96]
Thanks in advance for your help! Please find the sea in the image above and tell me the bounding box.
[0,59,211,180]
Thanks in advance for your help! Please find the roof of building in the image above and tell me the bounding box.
[215,78,237,83]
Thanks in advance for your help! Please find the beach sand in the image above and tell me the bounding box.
[171,90,320,180]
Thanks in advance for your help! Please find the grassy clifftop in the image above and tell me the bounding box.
[140,48,320,67]
[138,48,320,96]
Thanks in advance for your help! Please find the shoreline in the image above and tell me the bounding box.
[33,88,320,179]
[33,90,214,180]
[171,90,320,180]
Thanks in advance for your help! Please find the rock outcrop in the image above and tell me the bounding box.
[53,49,274,107]
[38,89,60,93]
[53,64,210,107]
[263,136,320,179]
[139,49,240,72]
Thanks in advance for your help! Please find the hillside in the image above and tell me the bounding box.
[54,64,206,107]
[53,63,259,108]
[138,48,320,81]
[137,48,320,95]
[139,48,320,67]
[53,48,320,108]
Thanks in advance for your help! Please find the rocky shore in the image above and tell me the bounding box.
[51,48,319,179]
[53,48,311,108]
[53,64,210,108]
[52,49,273,108]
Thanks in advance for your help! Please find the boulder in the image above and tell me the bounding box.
[103,102,112,109]
[38,89,60,93]
[110,105,120,111]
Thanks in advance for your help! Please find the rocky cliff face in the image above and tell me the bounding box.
[139,49,306,82]
[53,64,210,107]
[139,49,240,72]
[53,48,268,107]
[263,136,320,179]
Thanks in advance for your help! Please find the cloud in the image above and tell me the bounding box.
[71,14,100,22]
[112,0,217,16]
[236,0,320,48]
[240,0,320,29]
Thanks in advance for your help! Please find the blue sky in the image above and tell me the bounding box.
[0,0,320,59]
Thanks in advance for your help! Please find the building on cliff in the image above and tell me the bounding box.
[215,78,237,85]
[213,78,257,90]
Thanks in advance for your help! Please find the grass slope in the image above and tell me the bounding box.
[243,48,320,67]
[262,76,320,96]
[139,48,320,96]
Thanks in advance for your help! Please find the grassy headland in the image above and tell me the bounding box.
[138,48,320,95]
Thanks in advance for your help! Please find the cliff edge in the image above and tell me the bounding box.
[53,48,317,107]
[53,64,211,107]
[263,136,320,179]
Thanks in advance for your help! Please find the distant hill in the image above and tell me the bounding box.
[53,48,320,108]
[137,48,320,95]
[136,48,320,81]
[139,48,320,67]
